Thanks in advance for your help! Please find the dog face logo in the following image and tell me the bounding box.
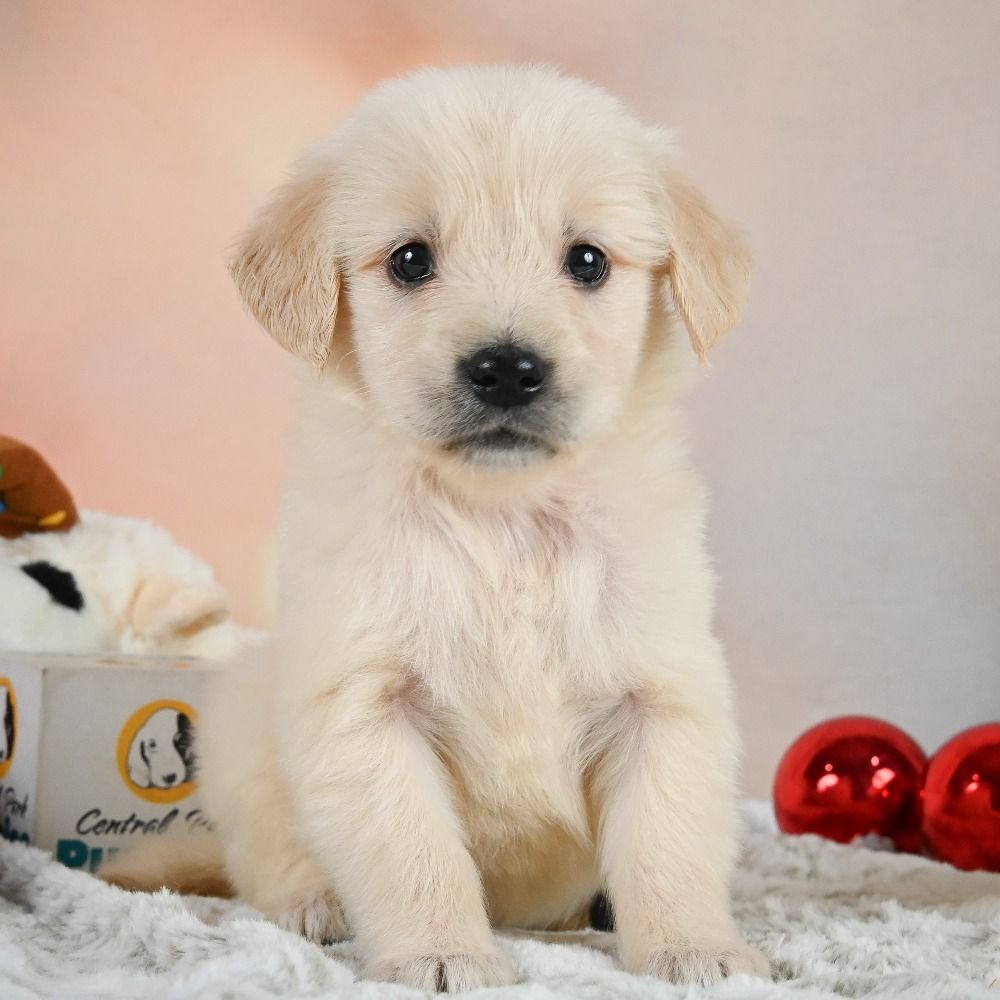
[0,678,17,777]
[117,699,197,803]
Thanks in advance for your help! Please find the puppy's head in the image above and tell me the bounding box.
[232,67,749,471]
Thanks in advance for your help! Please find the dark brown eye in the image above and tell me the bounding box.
[566,244,608,285]
[390,242,434,283]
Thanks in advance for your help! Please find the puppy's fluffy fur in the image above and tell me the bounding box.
[103,66,767,990]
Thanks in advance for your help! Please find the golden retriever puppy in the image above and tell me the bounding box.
[103,65,768,991]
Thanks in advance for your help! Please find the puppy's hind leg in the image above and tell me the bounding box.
[222,806,349,944]
[197,657,348,944]
[100,830,230,897]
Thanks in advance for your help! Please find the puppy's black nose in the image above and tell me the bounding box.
[162,773,177,785]
[464,345,547,408]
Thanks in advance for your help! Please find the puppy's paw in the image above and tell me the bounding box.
[373,947,515,993]
[636,938,769,986]
[273,890,349,944]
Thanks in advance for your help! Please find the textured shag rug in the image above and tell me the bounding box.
[1,803,998,999]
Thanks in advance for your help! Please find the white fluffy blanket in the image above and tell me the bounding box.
[2,804,998,999]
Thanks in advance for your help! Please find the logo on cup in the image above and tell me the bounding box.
[116,699,198,803]
[0,678,17,777]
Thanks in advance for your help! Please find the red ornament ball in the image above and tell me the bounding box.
[774,715,926,852]
[922,723,1000,872]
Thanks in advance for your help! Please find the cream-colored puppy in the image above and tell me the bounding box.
[104,65,767,991]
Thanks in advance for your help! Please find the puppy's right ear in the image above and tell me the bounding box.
[230,158,339,369]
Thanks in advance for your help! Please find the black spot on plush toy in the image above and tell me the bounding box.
[18,561,85,611]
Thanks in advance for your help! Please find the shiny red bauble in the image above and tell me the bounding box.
[922,723,1000,872]
[774,715,927,853]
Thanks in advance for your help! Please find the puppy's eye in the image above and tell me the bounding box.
[390,242,434,284]
[146,740,157,751]
[566,244,608,285]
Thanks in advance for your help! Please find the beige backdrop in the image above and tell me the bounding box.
[2,1,998,794]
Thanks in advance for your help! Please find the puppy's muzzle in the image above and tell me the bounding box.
[462,344,547,410]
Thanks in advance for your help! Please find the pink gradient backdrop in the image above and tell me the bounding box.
[3,2,999,793]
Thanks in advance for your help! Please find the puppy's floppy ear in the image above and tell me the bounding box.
[230,156,339,369]
[661,167,752,361]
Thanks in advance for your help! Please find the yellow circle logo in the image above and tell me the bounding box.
[116,699,198,803]
[0,677,18,778]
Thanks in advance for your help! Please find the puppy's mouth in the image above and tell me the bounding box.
[424,380,568,463]
[445,427,554,456]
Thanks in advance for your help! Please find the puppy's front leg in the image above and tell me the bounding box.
[593,681,769,986]
[283,671,514,993]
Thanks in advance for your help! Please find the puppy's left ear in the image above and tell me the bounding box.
[661,168,752,361]
[128,575,230,642]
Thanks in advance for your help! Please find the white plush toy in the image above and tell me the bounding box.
[0,510,243,659]
[0,435,248,659]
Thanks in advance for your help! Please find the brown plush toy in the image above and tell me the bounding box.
[0,435,79,539]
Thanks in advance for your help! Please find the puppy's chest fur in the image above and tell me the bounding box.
[390,490,623,847]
